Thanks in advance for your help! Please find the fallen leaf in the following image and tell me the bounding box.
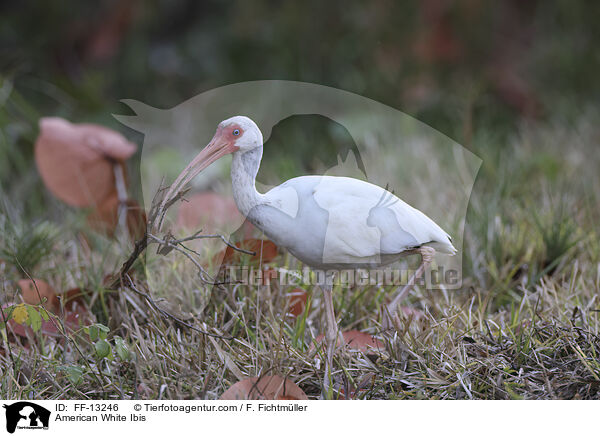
[287,288,308,318]
[12,304,29,324]
[220,375,307,400]
[312,330,384,358]
[7,308,91,339]
[35,117,136,207]
[3,286,92,339]
[87,193,147,239]
[341,330,384,354]
[216,238,278,266]
[176,192,245,234]
[17,279,59,312]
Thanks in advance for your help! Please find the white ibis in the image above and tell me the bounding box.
[162,116,456,395]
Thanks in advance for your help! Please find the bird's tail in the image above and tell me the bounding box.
[426,235,457,255]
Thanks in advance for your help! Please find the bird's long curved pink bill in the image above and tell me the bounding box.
[161,132,238,210]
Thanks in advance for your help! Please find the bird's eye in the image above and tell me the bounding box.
[233,129,240,136]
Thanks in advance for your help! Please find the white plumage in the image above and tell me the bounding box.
[259,175,455,269]
[164,115,456,396]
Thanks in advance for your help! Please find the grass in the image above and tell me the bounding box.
[1,108,599,400]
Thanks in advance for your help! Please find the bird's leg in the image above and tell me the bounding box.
[322,277,337,399]
[384,246,436,329]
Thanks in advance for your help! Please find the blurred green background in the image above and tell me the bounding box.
[1,0,599,216]
[1,2,599,400]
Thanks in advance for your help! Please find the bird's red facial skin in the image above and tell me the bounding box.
[227,124,243,142]
[214,124,242,152]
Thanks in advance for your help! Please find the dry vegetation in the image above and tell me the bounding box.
[1,110,599,400]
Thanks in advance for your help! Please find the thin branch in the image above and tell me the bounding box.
[153,184,190,233]
[183,232,256,256]
[123,275,233,340]
[108,234,148,290]
[147,233,218,284]
[109,183,254,289]
[105,183,256,344]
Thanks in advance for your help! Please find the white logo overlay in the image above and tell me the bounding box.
[115,80,481,291]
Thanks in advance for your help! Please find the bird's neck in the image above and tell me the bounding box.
[231,147,266,217]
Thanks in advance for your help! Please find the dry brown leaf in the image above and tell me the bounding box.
[342,330,384,354]
[215,238,279,266]
[176,192,244,233]
[35,117,136,207]
[87,193,147,238]
[17,279,58,313]
[312,330,384,357]
[287,288,308,318]
[220,375,307,400]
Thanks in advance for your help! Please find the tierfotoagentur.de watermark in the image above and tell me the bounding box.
[216,265,460,288]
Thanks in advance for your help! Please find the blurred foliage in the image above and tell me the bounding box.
[0,211,58,274]
[1,0,599,217]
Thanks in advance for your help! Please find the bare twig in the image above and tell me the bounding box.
[109,184,255,290]
[108,235,148,290]
[169,230,256,256]
[108,184,176,289]
[105,183,258,344]
[147,233,217,284]
[123,275,233,340]
[153,184,189,234]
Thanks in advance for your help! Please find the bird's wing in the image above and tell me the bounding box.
[280,176,455,258]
